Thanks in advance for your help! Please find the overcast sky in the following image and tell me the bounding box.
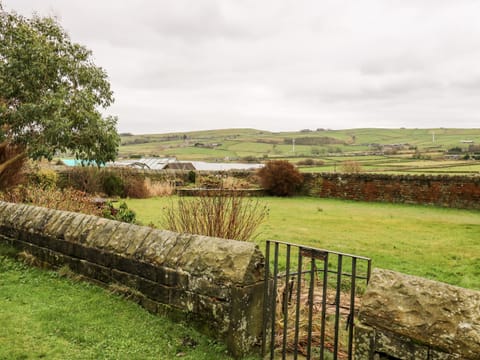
[6,0,480,134]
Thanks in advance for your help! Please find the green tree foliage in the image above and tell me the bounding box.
[0,3,119,165]
[257,160,304,196]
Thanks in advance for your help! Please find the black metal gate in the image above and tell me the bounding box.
[261,240,372,360]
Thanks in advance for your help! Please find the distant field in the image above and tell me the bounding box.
[299,157,480,174]
[118,128,480,175]
[126,196,480,290]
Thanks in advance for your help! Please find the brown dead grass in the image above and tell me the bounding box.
[144,178,175,197]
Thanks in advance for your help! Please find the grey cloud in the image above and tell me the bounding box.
[6,0,480,133]
[450,77,480,91]
[143,2,246,41]
[360,56,427,76]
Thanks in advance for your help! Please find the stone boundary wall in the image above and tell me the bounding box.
[302,173,480,209]
[0,201,265,358]
[57,167,255,186]
[355,268,480,359]
[176,188,265,197]
[58,167,480,209]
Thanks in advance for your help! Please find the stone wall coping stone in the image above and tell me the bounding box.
[359,268,480,359]
[0,201,264,287]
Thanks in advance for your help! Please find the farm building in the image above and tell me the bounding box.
[108,158,263,171]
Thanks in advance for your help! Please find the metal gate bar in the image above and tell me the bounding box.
[262,240,372,360]
[293,250,302,359]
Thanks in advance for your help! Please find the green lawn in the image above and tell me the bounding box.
[126,196,480,290]
[2,196,479,358]
[0,247,236,360]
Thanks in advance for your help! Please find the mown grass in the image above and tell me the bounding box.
[127,196,480,290]
[0,245,238,360]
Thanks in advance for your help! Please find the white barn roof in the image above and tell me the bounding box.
[109,158,263,171]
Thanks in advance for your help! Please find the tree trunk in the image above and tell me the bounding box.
[0,140,27,189]
[0,151,25,175]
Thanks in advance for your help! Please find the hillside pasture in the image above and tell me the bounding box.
[118,128,480,175]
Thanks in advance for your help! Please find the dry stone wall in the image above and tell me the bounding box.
[0,201,265,358]
[302,173,480,210]
[59,167,480,209]
[355,268,480,359]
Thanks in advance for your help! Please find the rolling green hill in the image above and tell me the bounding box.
[118,128,480,174]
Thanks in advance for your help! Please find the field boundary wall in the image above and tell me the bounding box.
[57,167,480,209]
[302,173,480,209]
[0,201,265,358]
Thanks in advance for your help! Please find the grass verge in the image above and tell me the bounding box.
[0,244,236,360]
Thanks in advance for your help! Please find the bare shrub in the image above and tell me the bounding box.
[144,178,175,197]
[221,176,253,190]
[123,176,149,198]
[64,166,104,194]
[257,160,304,196]
[198,174,223,189]
[340,160,362,173]
[63,167,150,198]
[162,191,268,241]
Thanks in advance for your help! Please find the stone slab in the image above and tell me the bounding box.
[359,268,480,359]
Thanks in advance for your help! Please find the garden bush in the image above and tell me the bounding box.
[0,185,104,217]
[62,167,150,199]
[103,201,137,224]
[102,172,125,197]
[64,166,104,194]
[0,183,138,224]
[187,170,196,184]
[257,160,304,196]
[162,190,268,241]
[30,168,58,189]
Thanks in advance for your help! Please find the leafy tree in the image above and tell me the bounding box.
[0,3,119,176]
